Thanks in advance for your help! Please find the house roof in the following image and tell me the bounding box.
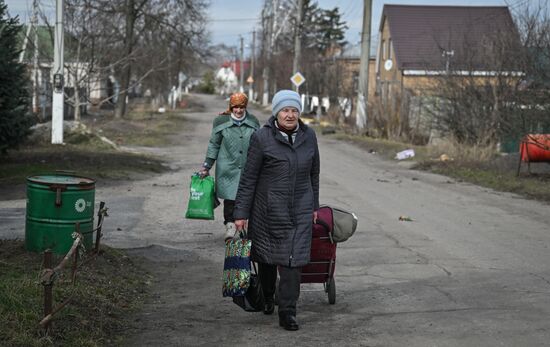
[381,5,522,71]
[18,25,80,62]
[17,25,54,62]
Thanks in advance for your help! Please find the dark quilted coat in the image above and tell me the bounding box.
[234,116,320,267]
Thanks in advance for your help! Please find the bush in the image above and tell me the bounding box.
[0,0,33,154]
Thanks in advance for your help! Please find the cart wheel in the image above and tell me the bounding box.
[327,277,336,305]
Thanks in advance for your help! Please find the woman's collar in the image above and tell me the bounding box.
[230,111,247,122]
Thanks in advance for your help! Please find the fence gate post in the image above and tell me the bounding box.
[95,201,106,253]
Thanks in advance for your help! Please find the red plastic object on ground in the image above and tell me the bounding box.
[520,134,550,162]
[517,134,550,176]
[301,205,337,304]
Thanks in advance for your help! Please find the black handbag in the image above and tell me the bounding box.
[232,262,265,312]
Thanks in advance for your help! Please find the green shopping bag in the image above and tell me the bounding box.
[185,174,216,220]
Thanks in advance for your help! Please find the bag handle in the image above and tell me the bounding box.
[238,229,247,239]
[314,219,334,243]
[251,261,258,275]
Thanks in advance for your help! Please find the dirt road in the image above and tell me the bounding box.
[3,93,550,346]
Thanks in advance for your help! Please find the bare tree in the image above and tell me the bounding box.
[427,2,550,149]
[57,0,208,118]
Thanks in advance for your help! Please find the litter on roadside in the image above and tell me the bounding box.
[398,216,413,222]
[439,153,453,161]
[301,116,315,124]
[395,149,415,160]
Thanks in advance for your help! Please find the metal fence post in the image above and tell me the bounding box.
[43,250,53,331]
[95,201,105,253]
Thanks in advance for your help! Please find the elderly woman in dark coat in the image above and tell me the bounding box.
[234,90,320,331]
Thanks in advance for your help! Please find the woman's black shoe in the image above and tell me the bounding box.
[263,300,275,315]
[279,314,299,331]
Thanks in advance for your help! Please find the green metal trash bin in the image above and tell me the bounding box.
[25,174,96,254]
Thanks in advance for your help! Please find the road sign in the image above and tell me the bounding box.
[178,72,187,83]
[290,72,305,88]
[246,76,254,84]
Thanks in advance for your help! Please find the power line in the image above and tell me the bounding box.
[212,30,254,39]
[209,18,258,22]
[341,0,356,18]
[343,0,361,21]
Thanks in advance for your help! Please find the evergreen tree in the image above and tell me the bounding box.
[0,0,32,153]
[300,0,322,49]
[280,1,348,55]
[316,7,348,53]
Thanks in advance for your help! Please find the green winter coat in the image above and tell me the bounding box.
[204,112,260,200]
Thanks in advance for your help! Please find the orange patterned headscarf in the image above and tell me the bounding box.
[221,92,248,115]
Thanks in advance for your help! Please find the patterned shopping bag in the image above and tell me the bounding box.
[222,237,252,297]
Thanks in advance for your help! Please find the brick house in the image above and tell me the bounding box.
[374,5,523,140]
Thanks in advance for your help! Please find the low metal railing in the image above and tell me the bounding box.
[39,202,108,330]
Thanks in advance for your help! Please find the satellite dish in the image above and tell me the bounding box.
[384,59,393,71]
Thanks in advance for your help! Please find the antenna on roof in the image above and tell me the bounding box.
[442,49,454,73]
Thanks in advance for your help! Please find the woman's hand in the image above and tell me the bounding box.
[235,219,248,231]
[198,167,209,178]
[313,210,318,223]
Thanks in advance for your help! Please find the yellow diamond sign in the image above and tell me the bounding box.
[290,72,305,88]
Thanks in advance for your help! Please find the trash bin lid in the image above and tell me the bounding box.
[27,174,95,187]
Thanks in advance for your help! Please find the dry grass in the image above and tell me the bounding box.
[84,110,189,147]
[330,131,431,161]
[426,137,499,163]
[0,103,197,196]
[0,240,151,346]
[0,146,168,189]
[321,129,550,202]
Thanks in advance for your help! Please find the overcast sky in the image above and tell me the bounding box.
[4,0,528,53]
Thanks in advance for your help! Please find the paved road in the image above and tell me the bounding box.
[2,94,550,346]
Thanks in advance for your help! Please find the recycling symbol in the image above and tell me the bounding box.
[75,198,86,213]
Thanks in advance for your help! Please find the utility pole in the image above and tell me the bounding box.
[262,2,273,106]
[249,30,256,101]
[356,0,372,130]
[292,0,304,93]
[31,0,39,115]
[51,0,64,144]
[239,35,244,93]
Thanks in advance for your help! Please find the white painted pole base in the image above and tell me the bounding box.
[51,93,64,144]
[356,94,367,129]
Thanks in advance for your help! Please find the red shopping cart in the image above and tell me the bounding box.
[301,205,337,304]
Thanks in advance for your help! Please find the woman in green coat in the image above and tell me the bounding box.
[199,93,260,240]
